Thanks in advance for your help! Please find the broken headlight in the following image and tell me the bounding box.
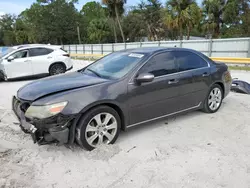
[25,101,68,119]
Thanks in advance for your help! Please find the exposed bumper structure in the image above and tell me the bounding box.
[12,96,74,145]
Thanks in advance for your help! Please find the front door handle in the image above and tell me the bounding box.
[202,72,210,77]
[168,79,179,84]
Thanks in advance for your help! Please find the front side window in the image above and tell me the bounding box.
[139,52,177,77]
[11,50,28,59]
[83,52,146,79]
[174,51,208,72]
[29,48,53,57]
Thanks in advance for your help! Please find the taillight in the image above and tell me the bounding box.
[225,71,232,82]
[63,54,70,57]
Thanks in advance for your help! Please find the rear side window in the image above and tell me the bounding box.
[174,51,208,72]
[139,52,177,77]
[29,48,53,57]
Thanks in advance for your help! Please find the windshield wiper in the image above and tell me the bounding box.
[86,68,102,78]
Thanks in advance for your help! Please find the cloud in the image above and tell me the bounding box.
[0,2,29,15]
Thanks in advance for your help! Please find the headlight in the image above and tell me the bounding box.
[25,101,68,119]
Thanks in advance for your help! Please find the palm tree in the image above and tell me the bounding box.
[166,0,198,40]
[102,0,126,43]
[202,0,229,37]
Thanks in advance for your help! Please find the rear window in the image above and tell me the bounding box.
[29,48,53,57]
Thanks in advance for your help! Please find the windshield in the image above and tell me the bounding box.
[0,47,15,58]
[83,52,146,79]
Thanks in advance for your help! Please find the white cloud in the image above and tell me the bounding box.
[0,2,29,15]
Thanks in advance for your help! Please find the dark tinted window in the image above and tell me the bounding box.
[175,51,208,72]
[29,48,53,57]
[139,52,177,77]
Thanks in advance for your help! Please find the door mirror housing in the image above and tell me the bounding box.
[7,56,14,62]
[136,73,154,84]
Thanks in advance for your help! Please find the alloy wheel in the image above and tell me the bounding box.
[208,87,222,111]
[85,113,118,147]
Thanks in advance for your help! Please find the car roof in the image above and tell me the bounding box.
[13,44,61,50]
[119,47,197,55]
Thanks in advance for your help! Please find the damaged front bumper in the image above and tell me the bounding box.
[12,96,75,145]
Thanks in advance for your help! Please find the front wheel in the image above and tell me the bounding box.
[76,106,121,150]
[202,84,223,113]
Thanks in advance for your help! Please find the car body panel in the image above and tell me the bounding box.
[2,55,33,78]
[17,71,109,101]
[128,73,180,124]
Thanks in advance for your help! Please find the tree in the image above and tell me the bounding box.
[87,19,111,43]
[123,9,147,41]
[166,0,199,40]
[202,0,229,38]
[102,0,126,43]
[0,14,16,45]
[138,0,165,41]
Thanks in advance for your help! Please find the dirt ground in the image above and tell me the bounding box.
[0,60,250,188]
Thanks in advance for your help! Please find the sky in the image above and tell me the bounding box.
[0,0,203,16]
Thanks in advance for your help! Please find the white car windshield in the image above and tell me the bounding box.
[0,47,15,58]
[83,52,146,79]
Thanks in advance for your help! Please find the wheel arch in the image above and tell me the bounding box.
[78,101,126,131]
[48,62,66,72]
[211,81,225,98]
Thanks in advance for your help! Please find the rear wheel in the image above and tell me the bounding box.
[49,63,66,76]
[76,106,121,150]
[202,84,223,113]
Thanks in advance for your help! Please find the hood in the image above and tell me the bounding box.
[17,71,109,101]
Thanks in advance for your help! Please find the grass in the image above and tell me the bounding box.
[228,66,250,71]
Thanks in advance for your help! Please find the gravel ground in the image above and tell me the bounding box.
[0,60,250,188]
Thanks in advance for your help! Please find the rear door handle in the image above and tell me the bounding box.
[47,56,52,59]
[202,72,210,77]
[168,79,179,84]
[24,60,31,62]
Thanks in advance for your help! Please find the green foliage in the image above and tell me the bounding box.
[0,0,249,46]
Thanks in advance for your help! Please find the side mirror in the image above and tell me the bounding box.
[136,73,154,84]
[7,56,14,62]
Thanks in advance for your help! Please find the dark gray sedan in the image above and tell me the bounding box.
[12,47,232,150]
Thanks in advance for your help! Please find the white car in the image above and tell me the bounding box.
[0,44,73,80]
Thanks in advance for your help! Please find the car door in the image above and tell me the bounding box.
[29,48,54,74]
[3,49,33,79]
[174,51,211,110]
[127,52,180,125]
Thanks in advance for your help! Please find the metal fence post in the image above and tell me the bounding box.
[112,43,114,52]
[91,44,93,54]
[248,38,250,58]
[83,44,85,54]
[101,44,103,55]
[158,41,160,46]
[180,40,183,48]
[125,42,127,50]
[140,42,142,47]
[209,39,213,57]
[69,45,71,54]
[76,44,77,54]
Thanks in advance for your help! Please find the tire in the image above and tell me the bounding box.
[202,84,223,113]
[49,63,66,76]
[76,105,121,151]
